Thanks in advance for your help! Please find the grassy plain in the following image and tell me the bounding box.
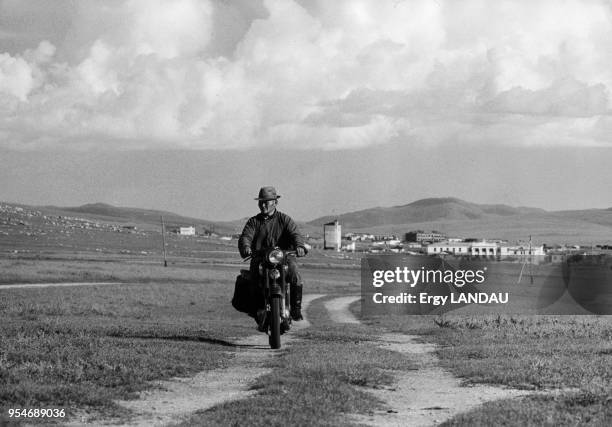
[0,261,248,422]
[1,254,611,425]
[0,256,370,425]
[180,299,415,426]
[368,313,612,426]
[1,204,611,426]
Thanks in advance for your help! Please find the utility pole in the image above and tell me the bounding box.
[161,215,168,267]
[529,235,533,285]
[517,235,533,285]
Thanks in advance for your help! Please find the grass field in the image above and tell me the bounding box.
[1,254,611,426]
[0,262,248,422]
[368,313,612,425]
[179,300,416,426]
[0,257,365,424]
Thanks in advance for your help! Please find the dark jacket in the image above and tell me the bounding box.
[238,210,307,258]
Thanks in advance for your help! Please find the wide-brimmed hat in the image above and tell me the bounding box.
[255,186,281,201]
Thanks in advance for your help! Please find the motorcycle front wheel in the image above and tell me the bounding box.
[269,295,281,349]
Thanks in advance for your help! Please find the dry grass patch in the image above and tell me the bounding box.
[368,313,612,425]
[0,266,256,423]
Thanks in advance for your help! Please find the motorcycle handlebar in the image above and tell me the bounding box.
[242,248,299,261]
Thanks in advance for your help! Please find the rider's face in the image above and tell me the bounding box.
[258,199,277,215]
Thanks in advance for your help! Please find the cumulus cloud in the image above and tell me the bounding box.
[0,40,55,101]
[485,78,609,117]
[0,0,611,150]
[0,52,33,101]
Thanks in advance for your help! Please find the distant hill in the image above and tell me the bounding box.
[57,203,177,220]
[307,197,612,244]
[40,202,240,234]
[309,197,547,228]
[554,208,612,228]
[4,198,611,245]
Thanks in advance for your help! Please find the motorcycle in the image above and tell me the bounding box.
[244,247,296,349]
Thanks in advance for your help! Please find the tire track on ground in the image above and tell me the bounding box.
[323,295,361,324]
[5,282,326,426]
[324,296,535,427]
[80,293,326,427]
[0,282,127,289]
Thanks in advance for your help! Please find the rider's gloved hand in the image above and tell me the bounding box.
[296,246,306,257]
[243,247,252,258]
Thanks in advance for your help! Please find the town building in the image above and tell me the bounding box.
[178,226,195,236]
[499,244,545,257]
[342,241,356,252]
[405,230,447,243]
[426,241,473,255]
[426,240,545,257]
[324,220,341,251]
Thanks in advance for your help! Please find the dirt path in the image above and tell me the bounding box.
[0,281,128,289]
[323,295,361,324]
[324,296,534,427]
[72,293,325,427]
[4,281,324,426]
[8,282,540,426]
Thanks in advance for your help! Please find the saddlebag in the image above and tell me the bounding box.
[232,269,254,314]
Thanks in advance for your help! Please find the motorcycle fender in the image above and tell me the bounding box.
[269,279,282,296]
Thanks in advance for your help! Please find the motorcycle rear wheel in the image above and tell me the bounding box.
[269,296,281,349]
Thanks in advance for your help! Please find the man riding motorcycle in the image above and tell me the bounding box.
[238,186,308,328]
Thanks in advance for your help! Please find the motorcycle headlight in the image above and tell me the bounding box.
[267,249,284,265]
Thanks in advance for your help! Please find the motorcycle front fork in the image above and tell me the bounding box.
[265,269,290,318]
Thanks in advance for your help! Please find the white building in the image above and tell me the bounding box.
[426,241,472,255]
[342,241,356,252]
[324,220,341,251]
[179,226,196,236]
[499,244,545,256]
[470,240,499,256]
[426,240,544,257]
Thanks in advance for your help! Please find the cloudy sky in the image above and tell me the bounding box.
[1,0,611,221]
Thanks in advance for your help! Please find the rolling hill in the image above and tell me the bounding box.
[3,197,612,245]
[308,197,612,244]
[40,202,239,234]
[308,197,548,228]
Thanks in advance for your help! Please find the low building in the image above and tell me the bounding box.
[426,241,472,255]
[178,226,196,236]
[426,240,545,257]
[499,244,545,257]
[405,230,447,243]
[471,240,499,256]
[342,241,356,252]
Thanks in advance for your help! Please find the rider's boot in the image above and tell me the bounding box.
[255,308,268,332]
[290,282,303,321]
